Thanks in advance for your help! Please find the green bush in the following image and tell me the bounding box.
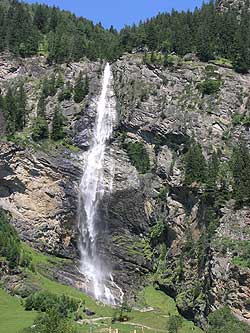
[207,307,249,333]
[41,75,57,98]
[197,79,222,95]
[0,209,21,269]
[74,73,89,103]
[233,56,249,74]
[58,82,72,102]
[23,307,77,333]
[150,220,166,241]
[232,114,244,126]
[51,107,65,141]
[167,314,183,333]
[125,141,150,174]
[184,142,207,184]
[232,114,250,127]
[32,116,49,141]
[230,142,250,207]
[25,291,81,317]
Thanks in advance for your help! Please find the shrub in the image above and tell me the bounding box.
[25,291,81,316]
[51,107,65,141]
[167,314,183,333]
[58,82,72,102]
[32,116,49,141]
[23,307,77,333]
[0,209,21,269]
[207,307,249,333]
[232,114,244,126]
[74,73,89,103]
[230,142,250,207]
[125,141,150,174]
[150,219,166,241]
[233,56,249,74]
[197,79,222,95]
[184,142,207,184]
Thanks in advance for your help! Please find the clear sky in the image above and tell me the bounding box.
[25,0,206,30]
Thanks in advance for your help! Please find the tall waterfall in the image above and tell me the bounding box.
[78,63,121,305]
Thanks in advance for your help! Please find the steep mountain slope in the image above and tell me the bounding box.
[0,50,250,330]
[0,1,250,332]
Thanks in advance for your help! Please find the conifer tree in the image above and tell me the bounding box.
[37,94,46,117]
[32,116,49,142]
[74,73,89,103]
[206,151,220,191]
[51,106,65,141]
[231,142,250,206]
[15,82,27,131]
[4,87,17,136]
[185,141,207,184]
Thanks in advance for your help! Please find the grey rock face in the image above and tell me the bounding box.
[0,142,81,258]
[0,53,250,327]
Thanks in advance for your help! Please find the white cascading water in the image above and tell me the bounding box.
[78,63,122,305]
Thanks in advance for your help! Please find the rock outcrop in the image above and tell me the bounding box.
[0,52,250,328]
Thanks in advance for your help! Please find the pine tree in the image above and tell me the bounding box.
[4,87,17,136]
[74,73,89,103]
[34,4,47,32]
[15,82,27,131]
[32,116,49,142]
[206,151,220,191]
[37,94,46,117]
[0,94,5,136]
[230,143,250,206]
[51,107,65,141]
[185,141,207,184]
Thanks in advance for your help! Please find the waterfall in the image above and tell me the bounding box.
[78,63,121,305]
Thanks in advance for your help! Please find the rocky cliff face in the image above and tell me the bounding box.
[0,52,250,328]
[217,0,249,11]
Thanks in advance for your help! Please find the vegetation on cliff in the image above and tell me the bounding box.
[1,1,250,73]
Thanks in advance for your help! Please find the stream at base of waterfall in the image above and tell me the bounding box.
[78,63,124,305]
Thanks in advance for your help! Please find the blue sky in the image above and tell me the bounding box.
[25,0,206,30]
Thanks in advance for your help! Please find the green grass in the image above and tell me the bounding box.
[0,288,37,333]
[1,242,203,333]
[209,58,233,68]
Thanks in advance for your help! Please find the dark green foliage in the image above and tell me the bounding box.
[197,79,222,95]
[1,1,250,72]
[55,72,64,88]
[25,291,80,316]
[232,113,250,127]
[125,141,150,174]
[3,87,17,135]
[23,307,77,333]
[167,314,183,333]
[58,82,72,102]
[37,95,46,117]
[206,151,220,191]
[150,219,166,242]
[0,209,20,269]
[51,107,65,141]
[233,55,249,74]
[3,0,38,57]
[1,83,27,136]
[15,82,27,131]
[230,142,250,207]
[216,239,250,269]
[32,116,49,141]
[207,307,250,333]
[0,0,122,62]
[184,141,207,184]
[74,72,89,103]
[42,75,57,97]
